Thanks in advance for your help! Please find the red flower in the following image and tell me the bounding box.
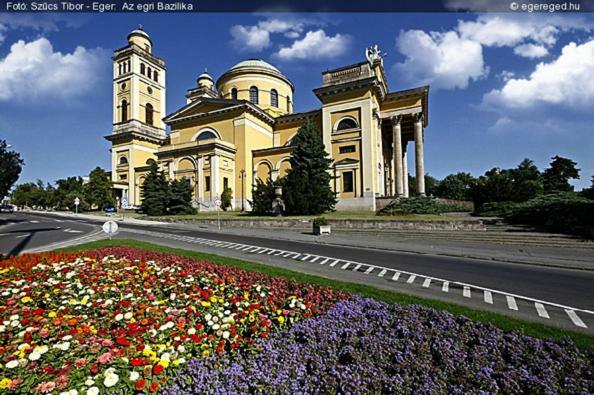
[135,379,146,391]
[149,381,159,392]
[152,364,164,375]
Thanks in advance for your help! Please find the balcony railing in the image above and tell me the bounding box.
[112,120,166,140]
[322,63,374,87]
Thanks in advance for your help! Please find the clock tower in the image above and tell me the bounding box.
[106,27,167,206]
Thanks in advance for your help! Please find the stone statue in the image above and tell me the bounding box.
[366,45,385,66]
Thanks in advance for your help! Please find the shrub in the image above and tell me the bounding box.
[313,216,328,227]
[378,197,468,216]
[220,187,232,211]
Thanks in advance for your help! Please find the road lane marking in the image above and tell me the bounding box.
[422,278,431,288]
[484,290,493,304]
[341,262,351,270]
[535,303,549,319]
[364,266,374,274]
[377,269,386,277]
[329,259,340,267]
[442,281,449,293]
[320,258,329,265]
[463,286,471,298]
[406,275,416,284]
[392,272,401,281]
[506,296,518,311]
[310,256,320,263]
[29,220,40,223]
[301,254,311,261]
[565,309,587,328]
[352,264,362,272]
[15,234,29,239]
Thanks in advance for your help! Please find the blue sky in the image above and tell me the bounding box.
[1,12,593,189]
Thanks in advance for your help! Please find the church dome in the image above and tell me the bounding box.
[229,59,282,74]
[128,26,152,52]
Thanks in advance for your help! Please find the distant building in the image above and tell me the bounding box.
[106,28,429,211]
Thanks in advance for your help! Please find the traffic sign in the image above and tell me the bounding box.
[214,198,221,207]
[74,197,80,206]
[121,197,129,209]
[102,221,119,240]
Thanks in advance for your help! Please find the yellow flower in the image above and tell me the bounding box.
[200,301,211,307]
[158,359,170,368]
[209,296,217,303]
[48,311,57,318]
[21,296,32,304]
[172,359,181,366]
[0,268,10,274]
[278,316,285,324]
[0,378,12,389]
[202,350,210,356]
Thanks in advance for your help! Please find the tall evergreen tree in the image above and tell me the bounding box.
[542,155,580,193]
[251,178,278,215]
[509,158,543,201]
[141,162,170,216]
[169,178,196,215]
[85,167,115,209]
[282,120,336,215]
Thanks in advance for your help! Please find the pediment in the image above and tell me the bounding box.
[163,98,240,123]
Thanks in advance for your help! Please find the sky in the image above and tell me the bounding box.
[1,12,593,189]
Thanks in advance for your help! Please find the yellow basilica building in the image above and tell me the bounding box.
[106,28,429,211]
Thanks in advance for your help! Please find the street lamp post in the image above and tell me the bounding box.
[239,169,246,211]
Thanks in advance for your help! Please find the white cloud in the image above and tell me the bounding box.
[513,43,549,58]
[457,16,560,47]
[393,30,487,90]
[483,39,594,110]
[0,15,75,46]
[275,30,350,61]
[229,18,309,52]
[497,70,516,81]
[0,38,106,101]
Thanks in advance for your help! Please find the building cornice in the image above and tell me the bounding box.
[113,44,167,70]
[157,141,237,158]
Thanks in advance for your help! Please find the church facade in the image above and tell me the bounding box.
[106,28,429,211]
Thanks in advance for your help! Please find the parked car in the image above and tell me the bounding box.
[0,204,14,213]
[103,205,117,213]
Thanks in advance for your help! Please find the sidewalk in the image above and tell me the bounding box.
[35,210,594,271]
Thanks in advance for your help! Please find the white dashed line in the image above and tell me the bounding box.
[392,272,401,281]
[484,290,493,304]
[406,275,416,284]
[320,258,329,265]
[340,262,351,270]
[506,296,518,311]
[301,255,311,261]
[310,256,320,263]
[442,281,449,293]
[463,286,471,298]
[565,310,587,328]
[377,269,386,278]
[364,266,374,274]
[535,303,550,319]
[329,259,340,267]
[352,264,362,272]
[422,278,431,288]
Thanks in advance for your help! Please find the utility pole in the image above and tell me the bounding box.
[239,169,245,211]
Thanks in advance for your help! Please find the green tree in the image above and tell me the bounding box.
[54,176,87,211]
[582,176,594,200]
[509,158,543,202]
[11,183,37,207]
[220,188,233,211]
[168,178,196,215]
[10,181,52,209]
[435,172,475,200]
[282,121,337,215]
[0,140,24,200]
[542,155,580,193]
[408,174,440,197]
[84,167,115,209]
[471,168,515,208]
[251,178,278,215]
[141,162,170,216]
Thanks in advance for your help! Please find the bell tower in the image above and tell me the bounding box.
[106,26,167,206]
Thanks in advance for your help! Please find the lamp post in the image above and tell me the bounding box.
[239,169,246,211]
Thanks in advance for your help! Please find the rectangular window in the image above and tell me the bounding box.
[223,177,229,191]
[342,171,354,193]
[339,145,356,154]
[205,176,211,192]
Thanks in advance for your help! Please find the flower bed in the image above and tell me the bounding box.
[0,247,346,394]
[164,296,594,394]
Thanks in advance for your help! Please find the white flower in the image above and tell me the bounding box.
[129,371,140,381]
[104,372,119,387]
[205,313,212,321]
[29,351,41,361]
[6,360,19,369]
[63,335,73,341]
[222,331,230,339]
[53,341,70,351]
[84,379,95,386]
[115,313,123,321]
[170,293,177,301]
[188,327,196,335]
[177,345,186,353]
[86,387,99,395]
[124,312,133,320]
[9,314,19,321]
[212,324,220,331]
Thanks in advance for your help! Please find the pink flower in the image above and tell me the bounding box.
[74,358,87,368]
[39,328,50,337]
[97,352,112,364]
[35,381,56,394]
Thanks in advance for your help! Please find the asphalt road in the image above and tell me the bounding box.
[2,211,593,333]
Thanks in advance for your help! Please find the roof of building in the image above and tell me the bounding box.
[229,59,281,73]
[217,58,294,91]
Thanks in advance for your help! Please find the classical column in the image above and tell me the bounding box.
[402,144,409,198]
[197,156,203,203]
[211,154,220,198]
[391,115,404,197]
[413,113,426,196]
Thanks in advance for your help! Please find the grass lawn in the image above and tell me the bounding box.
[59,239,594,350]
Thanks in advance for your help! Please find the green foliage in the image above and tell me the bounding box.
[11,181,51,209]
[54,176,88,211]
[0,140,24,200]
[84,167,115,209]
[221,188,233,211]
[582,176,594,200]
[251,178,277,216]
[435,172,475,200]
[282,120,337,215]
[141,162,170,216]
[542,155,580,193]
[313,216,328,226]
[408,174,440,197]
[169,178,196,215]
[378,197,468,216]
[505,193,594,237]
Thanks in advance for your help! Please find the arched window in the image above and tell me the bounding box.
[119,156,128,165]
[153,71,159,82]
[270,89,278,108]
[140,63,145,75]
[118,63,123,75]
[286,96,291,112]
[336,117,359,131]
[126,60,131,73]
[196,130,218,141]
[146,158,157,166]
[249,86,259,104]
[121,99,128,122]
[145,103,154,125]
[147,67,152,79]
[231,88,238,100]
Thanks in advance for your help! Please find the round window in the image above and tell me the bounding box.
[147,87,153,94]
[121,82,126,90]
